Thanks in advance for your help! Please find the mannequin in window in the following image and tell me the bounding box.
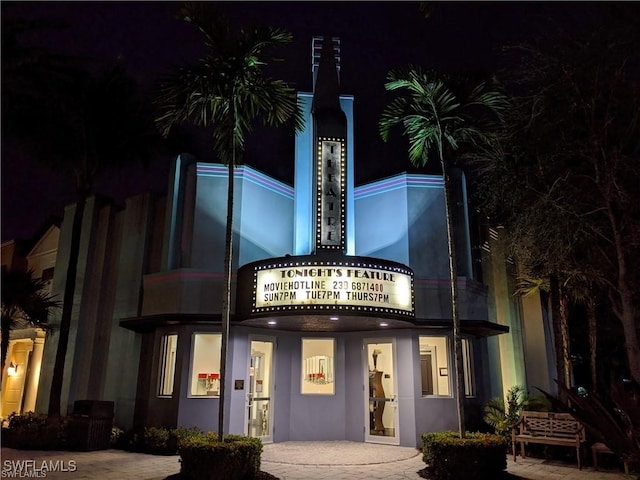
[370,349,385,434]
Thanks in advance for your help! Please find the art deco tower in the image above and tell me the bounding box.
[312,37,347,253]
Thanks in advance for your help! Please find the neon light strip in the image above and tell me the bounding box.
[197,164,294,199]
[355,174,443,199]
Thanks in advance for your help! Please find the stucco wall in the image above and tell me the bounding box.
[172,327,459,447]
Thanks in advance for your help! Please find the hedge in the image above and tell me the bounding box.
[422,431,508,480]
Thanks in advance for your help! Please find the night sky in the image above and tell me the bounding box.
[1,2,586,243]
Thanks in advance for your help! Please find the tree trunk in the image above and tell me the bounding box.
[48,190,87,419]
[587,301,598,393]
[620,290,640,383]
[559,286,571,389]
[613,240,640,383]
[607,198,640,383]
[218,158,234,441]
[549,274,568,402]
[441,161,465,438]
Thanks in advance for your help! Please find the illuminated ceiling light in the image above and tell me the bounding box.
[329,316,339,321]
[267,320,277,325]
[379,322,389,327]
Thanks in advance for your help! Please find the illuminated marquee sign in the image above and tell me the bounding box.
[251,261,414,317]
[316,138,345,250]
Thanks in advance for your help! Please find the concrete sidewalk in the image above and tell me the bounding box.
[1,442,632,479]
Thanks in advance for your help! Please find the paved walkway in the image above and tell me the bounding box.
[1,442,632,479]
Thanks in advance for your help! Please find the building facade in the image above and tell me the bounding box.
[11,37,554,447]
[1,226,58,419]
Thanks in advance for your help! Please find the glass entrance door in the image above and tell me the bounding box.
[247,339,274,442]
[364,339,399,444]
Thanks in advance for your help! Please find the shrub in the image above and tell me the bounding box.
[174,426,211,447]
[119,426,183,454]
[119,427,145,452]
[110,426,124,448]
[179,433,263,480]
[143,426,178,455]
[118,426,217,455]
[223,435,263,474]
[483,385,551,438]
[422,431,508,480]
[3,412,68,450]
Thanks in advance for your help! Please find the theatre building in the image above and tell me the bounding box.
[28,37,554,448]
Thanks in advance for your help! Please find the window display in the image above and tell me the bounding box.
[190,333,222,396]
[301,338,334,394]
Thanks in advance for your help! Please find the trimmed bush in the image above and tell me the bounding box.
[179,434,263,480]
[422,431,508,480]
[174,426,212,446]
[114,424,263,478]
[117,426,214,454]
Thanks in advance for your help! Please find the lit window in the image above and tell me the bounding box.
[462,339,475,397]
[158,334,178,397]
[419,336,450,396]
[301,338,334,395]
[190,333,222,396]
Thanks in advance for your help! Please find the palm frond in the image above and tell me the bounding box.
[1,269,58,329]
[514,275,550,297]
[380,66,507,169]
[154,6,300,165]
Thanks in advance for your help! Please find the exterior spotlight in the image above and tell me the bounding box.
[329,316,339,321]
[267,320,277,325]
[379,322,388,327]
[7,362,18,377]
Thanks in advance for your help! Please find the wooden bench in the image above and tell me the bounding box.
[512,411,586,469]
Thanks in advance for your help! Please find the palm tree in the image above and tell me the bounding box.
[5,55,159,418]
[1,269,58,381]
[47,64,157,420]
[154,3,303,439]
[379,67,508,437]
[46,64,158,420]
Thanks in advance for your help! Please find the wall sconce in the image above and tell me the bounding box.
[7,362,18,377]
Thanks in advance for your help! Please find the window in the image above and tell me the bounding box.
[462,338,475,397]
[41,267,55,282]
[301,338,334,395]
[419,336,450,396]
[158,334,178,397]
[40,267,55,290]
[190,333,222,396]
